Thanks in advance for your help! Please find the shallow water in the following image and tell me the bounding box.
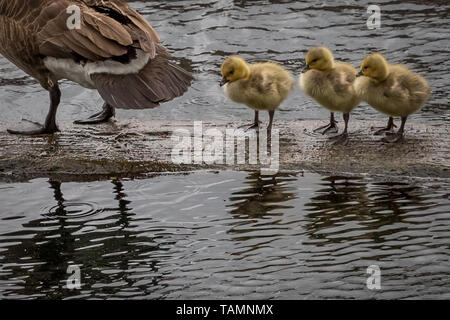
[0,171,449,299]
[0,0,448,125]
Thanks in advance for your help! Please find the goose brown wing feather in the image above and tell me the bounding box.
[37,0,160,61]
[85,0,161,55]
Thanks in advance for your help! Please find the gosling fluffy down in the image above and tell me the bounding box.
[354,53,431,118]
[299,47,360,115]
[220,56,294,131]
[354,53,431,142]
[299,47,360,144]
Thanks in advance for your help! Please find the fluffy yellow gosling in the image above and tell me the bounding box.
[299,47,361,145]
[355,53,431,143]
[220,56,294,132]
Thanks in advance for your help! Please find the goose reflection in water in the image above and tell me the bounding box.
[0,179,163,299]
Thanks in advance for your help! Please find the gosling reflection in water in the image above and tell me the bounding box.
[227,171,299,219]
[304,177,424,243]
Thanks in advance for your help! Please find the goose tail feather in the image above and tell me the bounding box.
[91,56,193,110]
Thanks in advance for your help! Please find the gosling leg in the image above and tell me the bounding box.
[374,117,396,135]
[7,84,61,135]
[382,116,407,143]
[267,110,275,132]
[328,113,349,145]
[314,112,338,134]
[74,103,115,125]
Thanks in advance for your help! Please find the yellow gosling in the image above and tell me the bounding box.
[355,53,431,143]
[299,47,361,145]
[220,56,294,131]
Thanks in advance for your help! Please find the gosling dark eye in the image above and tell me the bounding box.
[364,66,368,70]
[229,70,234,76]
[312,59,318,63]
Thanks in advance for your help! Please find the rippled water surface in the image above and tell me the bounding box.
[0,0,448,125]
[0,171,449,299]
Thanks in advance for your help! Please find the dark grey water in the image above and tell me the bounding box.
[0,0,448,125]
[0,1,449,300]
[0,171,449,299]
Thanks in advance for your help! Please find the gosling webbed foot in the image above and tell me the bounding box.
[239,121,261,132]
[328,132,349,146]
[374,126,396,136]
[322,124,339,135]
[313,122,338,135]
[373,117,397,136]
[381,133,404,143]
[384,131,398,136]
[373,123,397,136]
[74,104,115,125]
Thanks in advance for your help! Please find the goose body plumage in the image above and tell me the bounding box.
[0,0,193,134]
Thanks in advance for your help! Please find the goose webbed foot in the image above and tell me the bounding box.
[328,132,349,146]
[7,84,61,135]
[7,119,59,135]
[7,127,59,135]
[74,104,115,125]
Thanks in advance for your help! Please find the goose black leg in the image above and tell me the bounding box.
[239,110,262,131]
[7,84,61,135]
[328,113,349,145]
[314,112,338,134]
[74,103,115,125]
[382,116,407,143]
[374,117,396,135]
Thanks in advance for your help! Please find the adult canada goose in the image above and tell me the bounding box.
[0,0,193,135]
[220,56,294,132]
[299,47,360,145]
[355,53,431,143]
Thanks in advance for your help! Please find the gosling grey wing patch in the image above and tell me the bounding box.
[250,74,273,94]
[328,70,353,97]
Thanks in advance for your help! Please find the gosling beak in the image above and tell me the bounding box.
[357,70,364,77]
[220,77,229,87]
[301,64,310,73]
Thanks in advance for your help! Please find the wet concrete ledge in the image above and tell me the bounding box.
[0,119,449,182]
